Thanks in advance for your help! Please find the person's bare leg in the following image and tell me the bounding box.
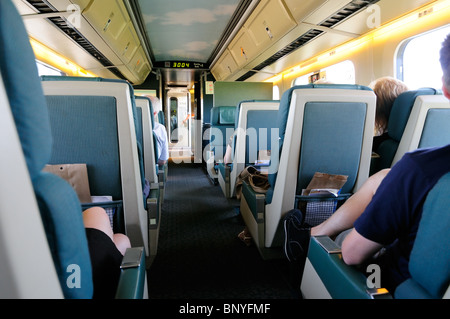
[113,233,131,256]
[83,207,131,255]
[311,169,390,238]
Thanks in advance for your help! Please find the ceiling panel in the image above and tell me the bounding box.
[137,0,240,63]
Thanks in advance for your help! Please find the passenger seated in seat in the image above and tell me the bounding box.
[224,134,234,165]
[370,77,409,151]
[311,34,450,293]
[148,96,169,166]
[83,206,131,299]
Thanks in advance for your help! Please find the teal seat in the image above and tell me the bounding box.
[146,96,168,203]
[206,106,236,181]
[41,77,153,258]
[301,172,450,299]
[0,0,146,299]
[218,100,280,198]
[392,94,450,166]
[239,84,376,259]
[395,172,450,299]
[135,96,162,255]
[370,88,438,175]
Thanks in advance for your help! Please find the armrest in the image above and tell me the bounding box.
[115,247,146,299]
[241,180,266,222]
[158,162,167,184]
[146,188,160,229]
[302,236,392,299]
[217,162,231,179]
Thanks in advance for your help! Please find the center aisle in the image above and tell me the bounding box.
[147,161,298,299]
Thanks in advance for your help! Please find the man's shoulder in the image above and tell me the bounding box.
[407,144,450,158]
[402,144,450,167]
[153,122,165,133]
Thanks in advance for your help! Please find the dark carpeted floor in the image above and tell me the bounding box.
[147,161,300,299]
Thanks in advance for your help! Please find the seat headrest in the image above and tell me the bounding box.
[277,84,372,146]
[210,106,235,125]
[0,0,52,179]
[387,88,438,141]
[136,96,155,128]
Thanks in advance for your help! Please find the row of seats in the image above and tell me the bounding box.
[301,172,450,299]
[300,90,450,299]
[238,84,376,259]
[206,105,236,183]
[212,84,450,298]
[218,100,280,198]
[0,0,156,298]
[41,76,163,260]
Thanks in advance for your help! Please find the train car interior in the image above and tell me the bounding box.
[1,0,449,303]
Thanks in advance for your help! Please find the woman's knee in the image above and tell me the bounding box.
[113,233,131,256]
[82,207,114,239]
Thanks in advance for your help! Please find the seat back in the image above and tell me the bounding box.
[372,88,438,173]
[209,106,236,161]
[395,172,450,299]
[135,96,158,184]
[232,100,280,165]
[45,94,122,202]
[0,0,92,298]
[392,94,450,166]
[265,84,376,247]
[228,100,280,196]
[41,78,149,254]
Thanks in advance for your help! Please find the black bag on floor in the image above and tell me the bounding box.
[283,209,311,262]
[283,209,311,295]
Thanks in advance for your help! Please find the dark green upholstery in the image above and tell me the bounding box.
[395,172,450,299]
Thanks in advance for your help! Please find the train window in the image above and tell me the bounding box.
[273,85,280,100]
[293,73,312,86]
[36,60,64,76]
[322,60,355,84]
[398,25,450,90]
[170,97,178,143]
[292,60,355,86]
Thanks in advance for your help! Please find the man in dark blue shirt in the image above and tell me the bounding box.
[344,145,450,291]
[342,34,450,293]
[312,33,450,293]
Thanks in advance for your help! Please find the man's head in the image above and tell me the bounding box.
[148,95,162,115]
[440,33,450,99]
